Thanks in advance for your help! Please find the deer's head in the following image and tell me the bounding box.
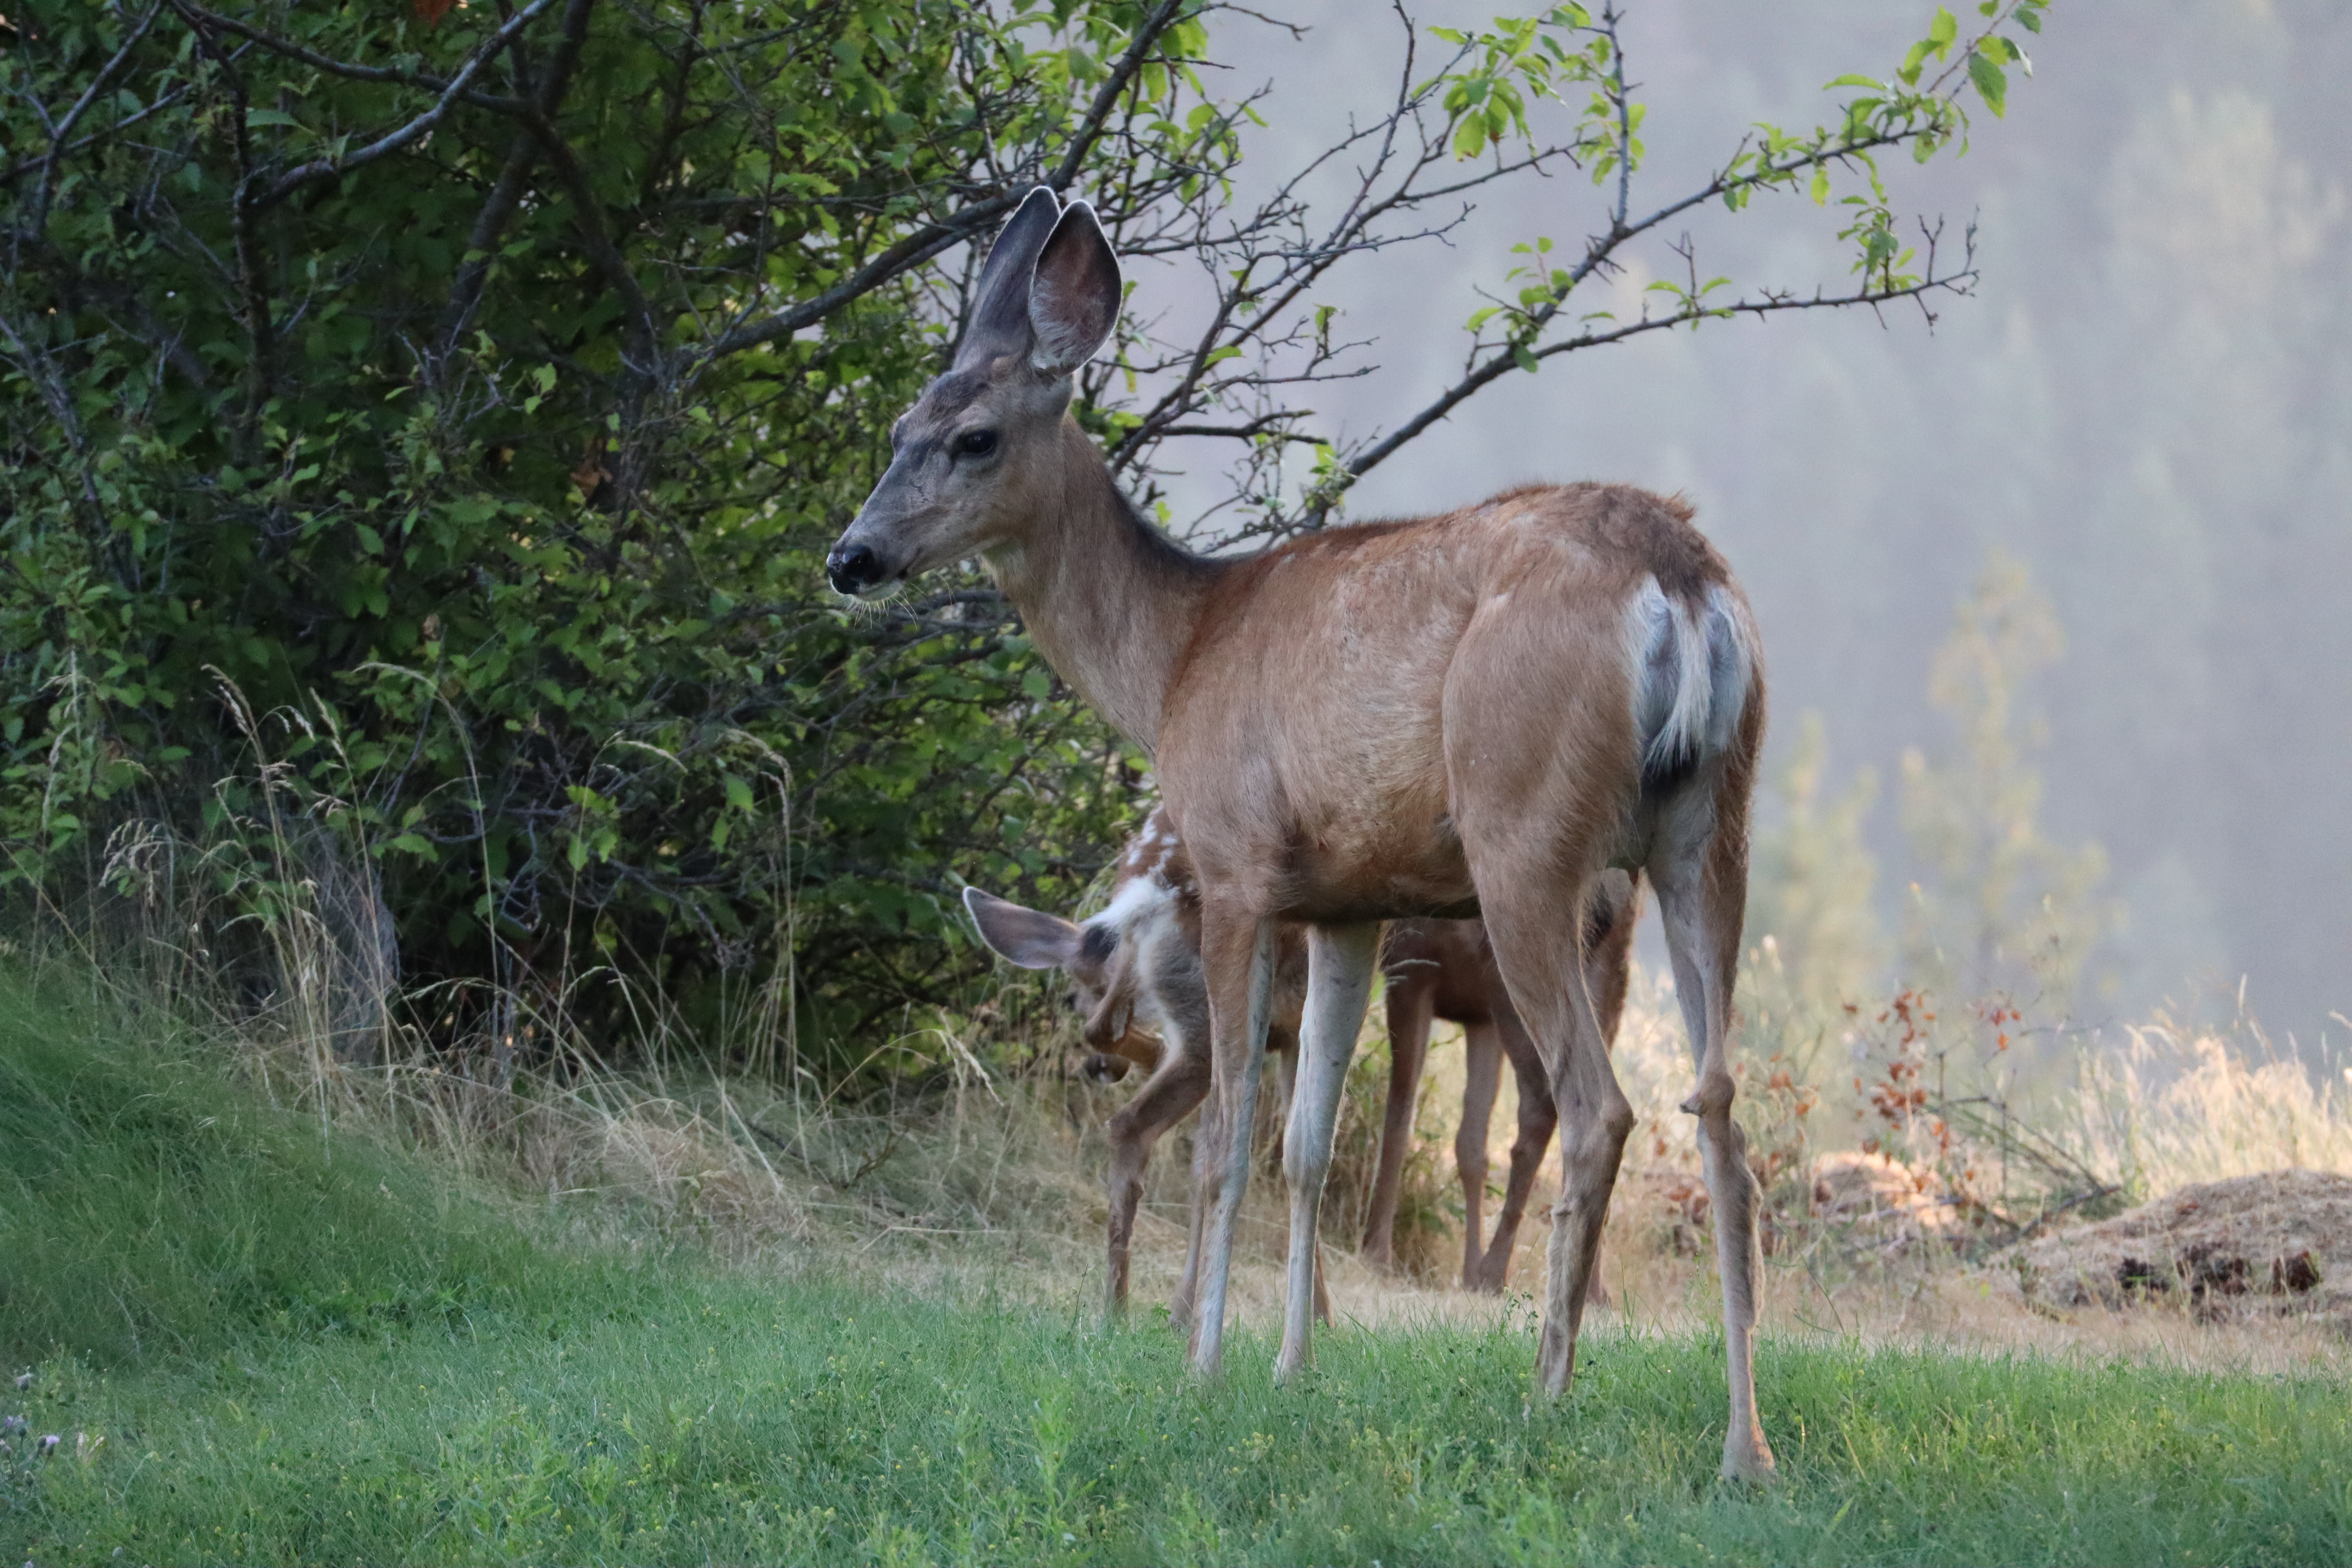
[826,187,1122,599]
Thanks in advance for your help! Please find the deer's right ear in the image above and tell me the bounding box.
[956,186,1063,370]
[964,886,1083,970]
[1028,201,1120,376]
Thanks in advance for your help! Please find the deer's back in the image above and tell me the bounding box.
[1158,483,1733,920]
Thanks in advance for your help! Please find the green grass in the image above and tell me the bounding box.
[0,969,658,1367]
[5,971,2351,1565]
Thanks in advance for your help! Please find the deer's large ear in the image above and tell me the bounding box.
[956,187,1063,370]
[964,886,1082,970]
[1028,201,1121,376]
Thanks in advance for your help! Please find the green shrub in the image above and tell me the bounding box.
[0,1,1189,1074]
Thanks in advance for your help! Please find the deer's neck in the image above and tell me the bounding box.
[984,421,1222,753]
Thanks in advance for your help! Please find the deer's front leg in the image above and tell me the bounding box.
[1103,1045,1211,1321]
[1186,903,1277,1381]
[1169,1091,1218,1337]
[1275,922,1381,1383]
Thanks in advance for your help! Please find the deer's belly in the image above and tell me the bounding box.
[1269,799,1482,924]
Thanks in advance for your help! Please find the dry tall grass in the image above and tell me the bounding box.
[2064,1020,2352,1197]
[17,724,2351,1379]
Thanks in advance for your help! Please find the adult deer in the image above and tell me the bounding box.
[827,189,1775,1479]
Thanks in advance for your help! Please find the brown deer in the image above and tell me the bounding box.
[1373,880,1639,1294]
[969,810,1639,1320]
[963,804,1322,1330]
[827,189,1776,1479]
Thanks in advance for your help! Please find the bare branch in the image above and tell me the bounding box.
[242,0,563,211]
[26,4,162,246]
[1335,224,1979,503]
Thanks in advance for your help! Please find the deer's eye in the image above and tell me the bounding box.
[955,429,999,459]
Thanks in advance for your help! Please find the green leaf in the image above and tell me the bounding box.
[1810,166,1831,205]
[1967,50,2007,116]
[1512,343,1540,374]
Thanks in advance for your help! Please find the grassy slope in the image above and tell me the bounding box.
[0,971,657,1367]
[5,973,2350,1566]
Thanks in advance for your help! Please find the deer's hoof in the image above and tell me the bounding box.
[1720,1435,1779,1485]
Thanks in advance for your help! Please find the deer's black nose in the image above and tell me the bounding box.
[826,543,882,595]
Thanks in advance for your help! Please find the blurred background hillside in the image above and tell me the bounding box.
[1136,0,2350,1045]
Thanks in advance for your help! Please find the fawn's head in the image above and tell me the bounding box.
[964,883,1165,1079]
[962,811,1194,1078]
[826,187,1121,599]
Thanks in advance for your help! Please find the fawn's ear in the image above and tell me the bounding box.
[963,886,1083,970]
[955,186,1063,371]
[1027,200,1121,376]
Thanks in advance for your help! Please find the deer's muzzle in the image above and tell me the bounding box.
[824,541,892,596]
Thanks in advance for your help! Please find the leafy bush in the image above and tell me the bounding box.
[0,0,1198,1070]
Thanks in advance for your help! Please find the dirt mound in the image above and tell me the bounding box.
[2002,1169,2348,1327]
[1808,1151,1971,1256]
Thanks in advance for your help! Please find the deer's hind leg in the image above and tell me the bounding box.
[1456,1013,1503,1289]
[1474,868,1631,1399]
[1445,607,1638,1396]
[1549,867,1640,1306]
[1474,1012,1558,1294]
[1649,773,1777,1482]
[1366,963,1436,1272]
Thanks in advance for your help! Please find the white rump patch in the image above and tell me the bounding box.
[1622,577,1758,777]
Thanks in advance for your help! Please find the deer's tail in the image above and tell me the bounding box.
[1625,576,1757,788]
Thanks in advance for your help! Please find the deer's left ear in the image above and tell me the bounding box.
[1028,201,1121,376]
